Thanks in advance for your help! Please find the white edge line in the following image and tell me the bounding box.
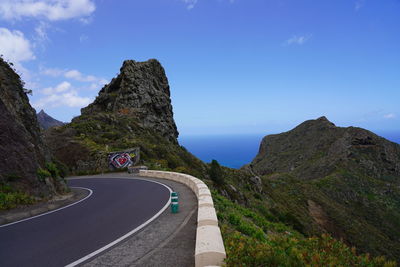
[0,187,93,228]
[65,178,172,267]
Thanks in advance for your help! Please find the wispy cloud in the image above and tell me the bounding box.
[0,0,96,21]
[181,0,234,10]
[182,0,198,10]
[355,0,365,11]
[33,81,93,109]
[79,34,89,43]
[40,67,108,87]
[284,34,312,46]
[383,113,396,119]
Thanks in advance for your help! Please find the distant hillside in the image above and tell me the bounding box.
[37,110,64,129]
[246,116,400,261]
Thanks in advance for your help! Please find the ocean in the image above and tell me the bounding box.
[179,132,400,169]
[179,134,265,169]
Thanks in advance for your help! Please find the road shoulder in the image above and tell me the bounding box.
[0,187,89,226]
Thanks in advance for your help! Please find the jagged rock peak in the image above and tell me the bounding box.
[37,109,65,130]
[81,59,178,143]
[316,116,329,122]
[293,116,336,130]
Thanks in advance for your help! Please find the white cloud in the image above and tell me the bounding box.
[285,34,312,46]
[0,27,35,81]
[0,0,96,21]
[40,67,64,77]
[64,69,96,82]
[182,0,198,9]
[41,81,71,95]
[40,67,108,87]
[0,28,35,64]
[33,81,92,108]
[383,113,396,119]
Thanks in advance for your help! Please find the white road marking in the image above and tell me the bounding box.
[65,177,172,267]
[0,187,93,228]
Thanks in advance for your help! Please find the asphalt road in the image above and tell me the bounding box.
[0,177,170,267]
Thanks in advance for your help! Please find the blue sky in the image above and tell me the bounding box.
[0,0,399,136]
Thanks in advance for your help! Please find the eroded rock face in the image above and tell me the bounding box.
[81,59,179,143]
[0,58,61,196]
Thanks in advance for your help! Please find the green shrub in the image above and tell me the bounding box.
[224,232,397,267]
[37,168,51,182]
[45,162,59,179]
[0,183,35,210]
[53,160,68,178]
[209,159,224,185]
[228,213,242,226]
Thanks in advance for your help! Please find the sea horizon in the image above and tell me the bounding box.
[179,131,400,169]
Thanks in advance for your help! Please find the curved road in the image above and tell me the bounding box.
[0,178,170,267]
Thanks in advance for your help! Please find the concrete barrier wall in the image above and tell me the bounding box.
[138,170,226,267]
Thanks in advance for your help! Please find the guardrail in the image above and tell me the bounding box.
[138,170,226,267]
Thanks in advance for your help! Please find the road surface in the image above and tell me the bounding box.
[0,177,170,267]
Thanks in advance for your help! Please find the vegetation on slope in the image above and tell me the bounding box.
[46,112,398,266]
[208,166,397,266]
[45,111,206,177]
[246,117,400,261]
[0,161,68,210]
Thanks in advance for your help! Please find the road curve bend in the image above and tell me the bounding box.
[0,177,171,267]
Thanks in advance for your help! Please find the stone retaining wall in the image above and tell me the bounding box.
[139,170,226,267]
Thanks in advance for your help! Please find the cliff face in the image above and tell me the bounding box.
[247,116,400,261]
[81,59,178,143]
[37,110,64,130]
[45,59,203,176]
[0,58,63,196]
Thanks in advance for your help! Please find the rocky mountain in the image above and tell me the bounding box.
[45,59,203,175]
[246,116,400,261]
[81,59,178,143]
[37,110,64,130]
[0,58,66,198]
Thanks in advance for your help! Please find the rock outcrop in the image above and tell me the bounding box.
[45,59,204,176]
[247,116,400,261]
[37,110,64,129]
[81,59,178,143]
[0,58,64,196]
